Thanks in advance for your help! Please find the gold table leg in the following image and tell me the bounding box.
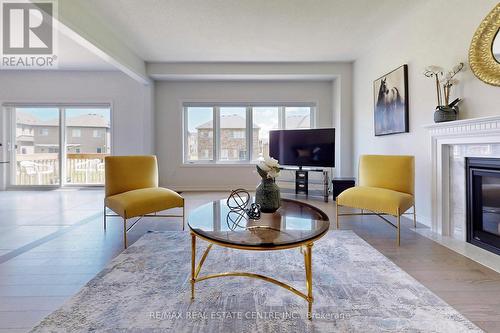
[191,232,196,299]
[190,233,315,319]
[304,243,314,320]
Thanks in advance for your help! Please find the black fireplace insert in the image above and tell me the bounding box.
[466,157,500,255]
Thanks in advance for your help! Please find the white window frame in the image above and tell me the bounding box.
[183,103,316,165]
[4,103,113,188]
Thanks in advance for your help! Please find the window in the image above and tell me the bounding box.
[220,107,247,162]
[65,108,111,185]
[11,105,111,187]
[233,130,245,139]
[183,104,314,164]
[72,129,81,137]
[185,107,214,161]
[285,107,311,129]
[252,107,279,160]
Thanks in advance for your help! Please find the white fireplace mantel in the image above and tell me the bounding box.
[423,116,500,272]
[423,115,500,136]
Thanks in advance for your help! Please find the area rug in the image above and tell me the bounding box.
[31,231,481,332]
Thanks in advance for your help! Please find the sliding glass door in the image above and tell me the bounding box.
[14,107,60,186]
[65,108,111,185]
[10,105,111,187]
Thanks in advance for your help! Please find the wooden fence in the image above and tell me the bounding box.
[16,153,108,185]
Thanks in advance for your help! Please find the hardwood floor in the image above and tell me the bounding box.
[0,189,499,332]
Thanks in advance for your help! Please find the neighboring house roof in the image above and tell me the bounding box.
[66,114,110,128]
[16,111,39,126]
[286,114,310,129]
[16,112,110,128]
[197,114,260,129]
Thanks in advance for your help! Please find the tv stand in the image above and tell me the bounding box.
[279,167,330,202]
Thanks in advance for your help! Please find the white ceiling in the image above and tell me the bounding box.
[82,0,418,62]
[57,33,116,70]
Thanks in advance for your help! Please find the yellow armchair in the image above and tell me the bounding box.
[104,155,184,249]
[336,155,415,246]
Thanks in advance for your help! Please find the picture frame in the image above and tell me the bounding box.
[373,64,409,136]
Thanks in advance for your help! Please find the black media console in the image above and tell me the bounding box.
[278,167,330,202]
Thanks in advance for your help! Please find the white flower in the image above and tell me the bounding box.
[256,155,281,179]
[263,156,279,168]
[257,160,271,172]
[445,72,453,81]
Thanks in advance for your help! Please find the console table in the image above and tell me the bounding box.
[276,167,330,202]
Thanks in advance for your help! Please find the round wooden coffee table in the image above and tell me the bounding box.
[188,198,330,319]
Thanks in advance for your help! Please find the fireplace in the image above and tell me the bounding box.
[466,157,500,255]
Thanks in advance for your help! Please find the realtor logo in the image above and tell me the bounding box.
[1,0,58,68]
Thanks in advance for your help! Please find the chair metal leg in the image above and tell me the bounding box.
[397,209,401,246]
[182,201,186,231]
[191,232,196,299]
[335,201,340,229]
[123,217,127,249]
[103,204,107,231]
[413,204,417,228]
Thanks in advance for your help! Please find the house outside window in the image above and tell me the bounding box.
[233,130,245,139]
[72,129,81,137]
[183,104,315,164]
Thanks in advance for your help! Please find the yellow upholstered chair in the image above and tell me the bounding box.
[336,155,415,246]
[104,155,184,249]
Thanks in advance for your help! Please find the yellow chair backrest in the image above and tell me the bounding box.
[105,155,159,197]
[358,155,414,195]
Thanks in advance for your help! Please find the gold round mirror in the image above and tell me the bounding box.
[469,3,500,86]
[494,28,500,63]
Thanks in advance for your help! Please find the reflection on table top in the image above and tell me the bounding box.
[188,198,330,249]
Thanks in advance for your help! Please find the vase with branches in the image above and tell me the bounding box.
[424,62,464,123]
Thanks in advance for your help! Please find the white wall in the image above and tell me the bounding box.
[155,80,337,190]
[352,0,500,226]
[0,70,154,188]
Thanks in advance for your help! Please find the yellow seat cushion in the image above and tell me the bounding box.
[337,186,414,216]
[105,187,183,219]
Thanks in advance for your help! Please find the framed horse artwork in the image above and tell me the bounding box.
[373,65,409,136]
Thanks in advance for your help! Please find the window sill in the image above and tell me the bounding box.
[181,162,257,168]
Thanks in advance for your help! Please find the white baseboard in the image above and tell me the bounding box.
[414,228,500,274]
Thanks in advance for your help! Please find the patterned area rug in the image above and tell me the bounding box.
[31,231,481,332]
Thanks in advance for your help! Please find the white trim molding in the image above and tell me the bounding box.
[423,116,500,272]
[424,115,500,236]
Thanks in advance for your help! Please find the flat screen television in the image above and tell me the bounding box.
[269,128,335,168]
